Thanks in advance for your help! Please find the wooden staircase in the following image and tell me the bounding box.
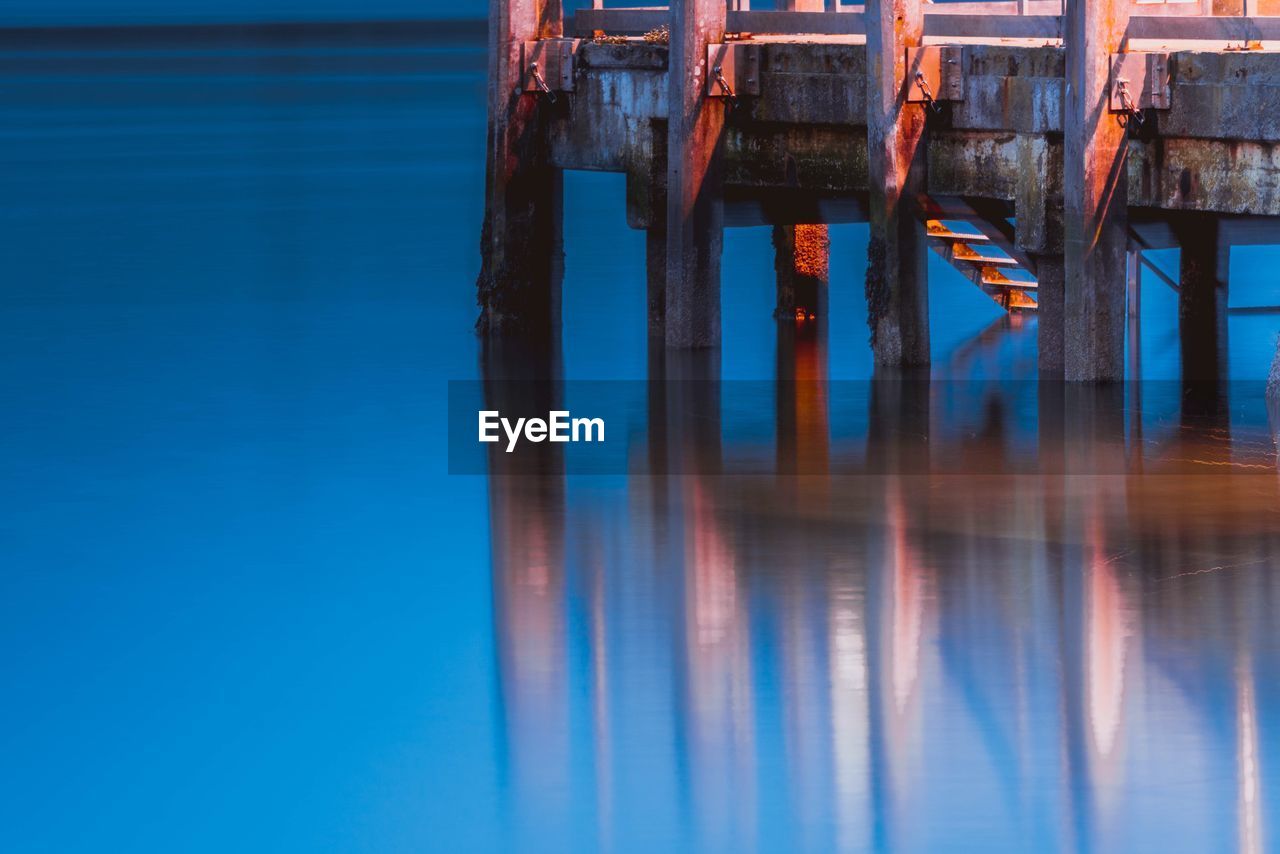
[926,219,1039,312]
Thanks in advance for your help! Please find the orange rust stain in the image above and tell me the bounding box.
[792,224,831,280]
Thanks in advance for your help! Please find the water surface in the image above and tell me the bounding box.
[3,33,1280,852]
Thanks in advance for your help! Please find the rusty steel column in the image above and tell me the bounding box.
[773,224,830,320]
[665,0,727,348]
[476,0,564,337]
[1173,213,1230,383]
[864,0,930,367]
[1064,0,1130,381]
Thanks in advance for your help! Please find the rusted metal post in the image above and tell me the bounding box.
[1063,0,1130,381]
[864,0,930,367]
[665,0,727,348]
[476,0,564,337]
[1173,214,1230,383]
[773,224,830,320]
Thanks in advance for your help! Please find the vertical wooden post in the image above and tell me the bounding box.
[647,226,667,338]
[1015,133,1066,376]
[665,0,727,348]
[773,224,830,319]
[1034,255,1066,375]
[864,0,929,367]
[1174,214,1230,383]
[476,0,564,337]
[1063,0,1130,381]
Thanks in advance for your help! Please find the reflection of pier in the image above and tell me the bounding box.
[478,0,1280,380]
[481,319,1280,848]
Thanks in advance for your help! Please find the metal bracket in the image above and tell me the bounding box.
[1109,52,1171,111]
[706,43,760,99]
[906,46,964,104]
[522,38,579,94]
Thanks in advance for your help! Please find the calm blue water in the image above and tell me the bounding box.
[4,35,1280,852]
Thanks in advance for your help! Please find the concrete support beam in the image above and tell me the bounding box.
[1173,213,1230,383]
[476,0,563,337]
[864,0,929,366]
[773,224,830,319]
[1063,0,1129,381]
[665,0,727,348]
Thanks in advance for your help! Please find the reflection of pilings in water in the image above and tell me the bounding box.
[827,570,871,853]
[678,475,756,849]
[482,332,570,827]
[868,368,931,475]
[654,348,723,476]
[865,479,928,850]
[486,466,570,828]
[1058,466,1135,850]
[779,563,834,849]
[587,539,613,850]
[775,315,830,478]
[1237,647,1263,854]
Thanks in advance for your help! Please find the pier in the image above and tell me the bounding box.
[477,0,1280,380]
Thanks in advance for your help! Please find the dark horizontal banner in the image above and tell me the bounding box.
[448,380,1280,476]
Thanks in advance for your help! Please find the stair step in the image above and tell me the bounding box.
[980,275,1038,290]
[952,245,1019,266]
[980,286,1039,311]
[926,219,988,242]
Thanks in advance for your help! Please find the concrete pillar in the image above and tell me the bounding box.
[773,224,830,320]
[476,0,564,337]
[1064,0,1130,381]
[864,0,929,367]
[1173,214,1229,383]
[665,0,727,348]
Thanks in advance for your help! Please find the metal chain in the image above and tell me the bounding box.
[712,65,738,109]
[1115,79,1143,127]
[914,71,943,114]
[530,62,557,104]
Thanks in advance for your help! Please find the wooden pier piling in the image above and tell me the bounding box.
[864,0,930,367]
[1063,0,1130,381]
[664,0,727,348]
[476,0,564,338]
[773,224,830,320]
[1174,213,1230,382]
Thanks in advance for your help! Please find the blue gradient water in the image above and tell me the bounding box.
[4,34,1280,852]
